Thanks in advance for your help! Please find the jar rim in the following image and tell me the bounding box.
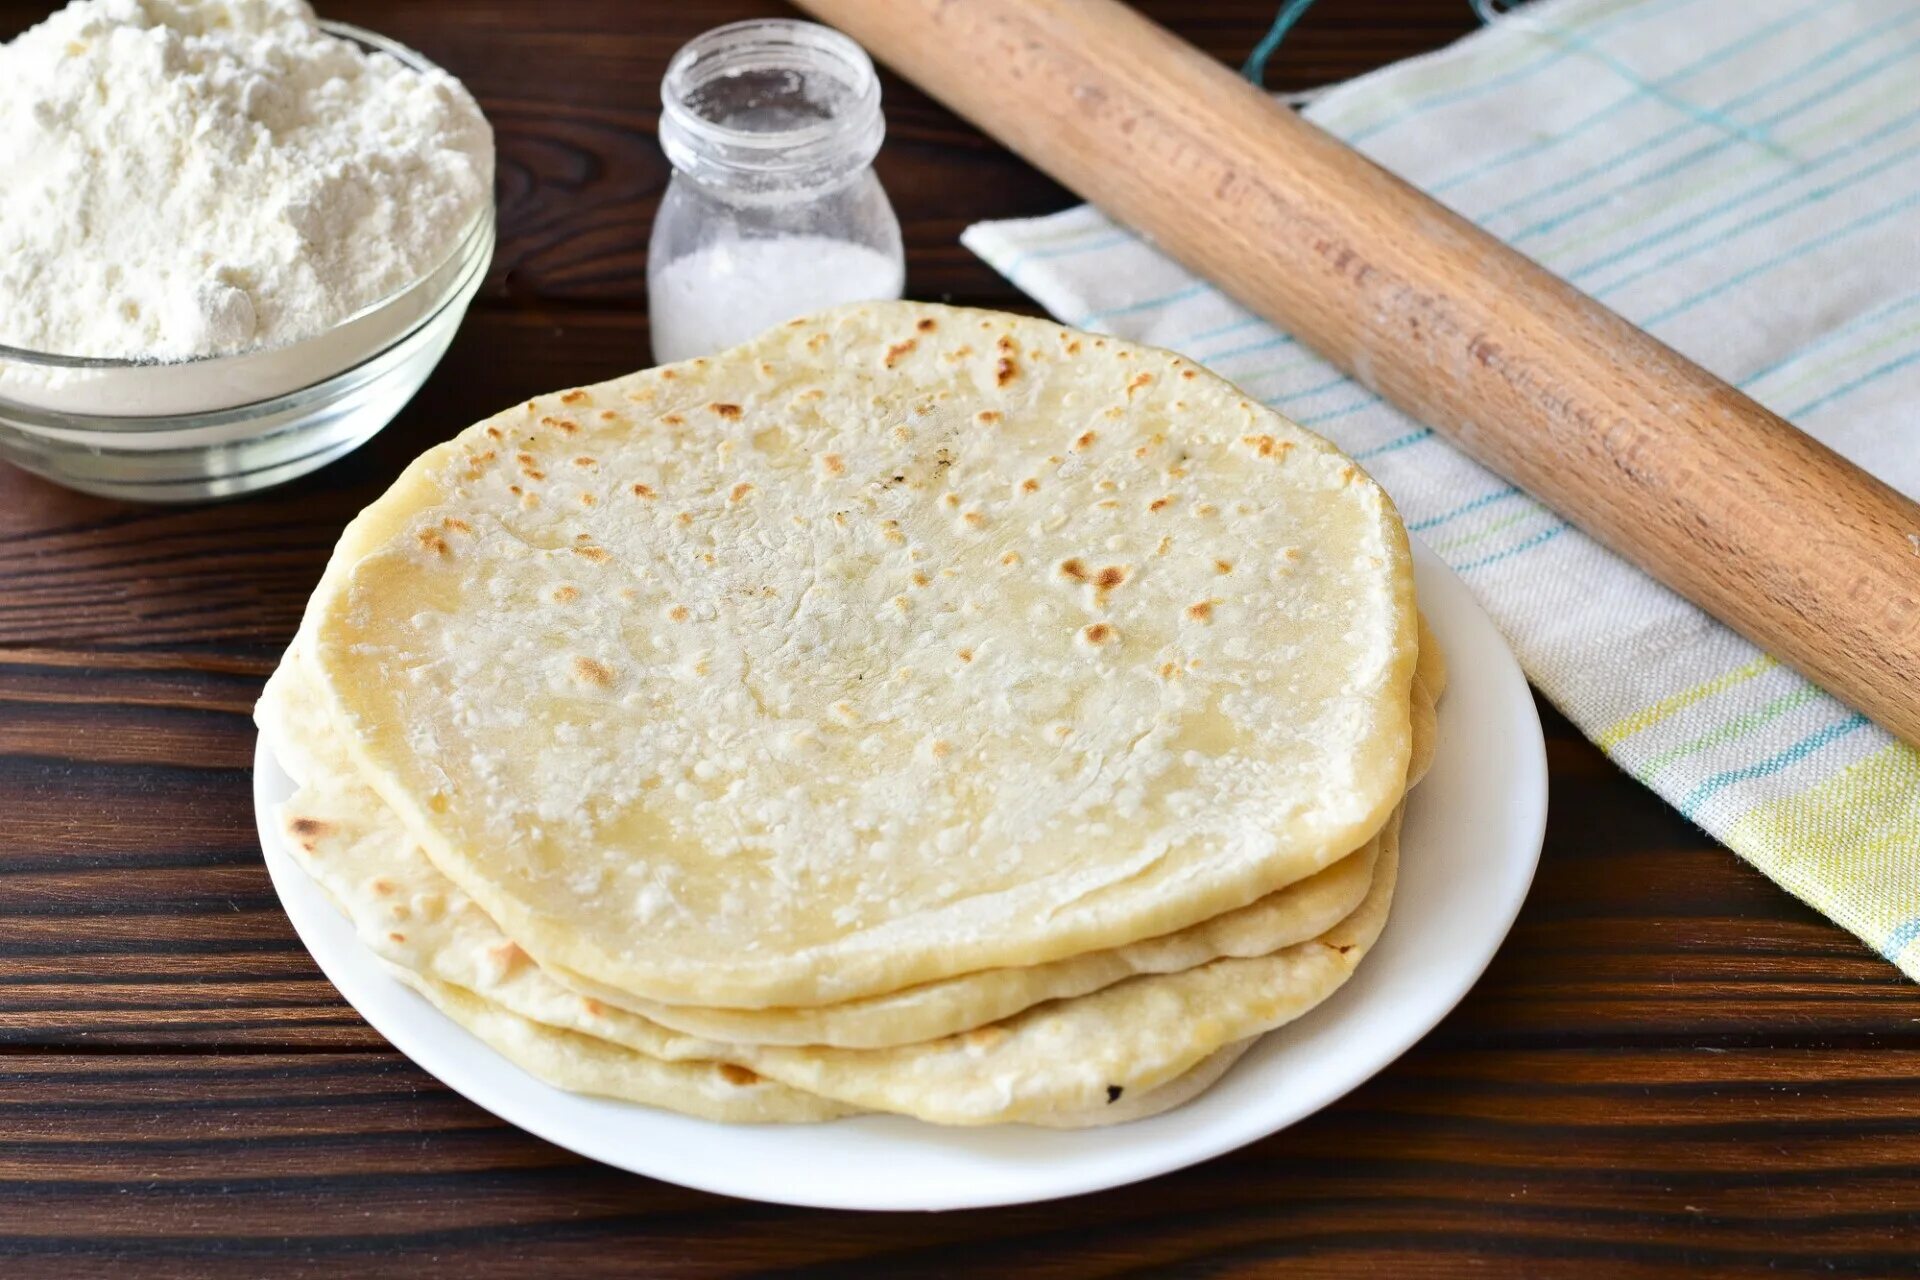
[659,19,883,176]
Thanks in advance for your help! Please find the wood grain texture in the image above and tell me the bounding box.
[0,1,1915,1274]
[793,0,1920,749]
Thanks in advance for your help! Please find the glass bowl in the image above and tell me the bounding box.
[0,22,494,502]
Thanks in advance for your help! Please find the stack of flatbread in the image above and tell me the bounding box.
[256,301,1440,1127]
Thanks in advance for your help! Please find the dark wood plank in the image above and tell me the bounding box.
[3,1049,1920,1277]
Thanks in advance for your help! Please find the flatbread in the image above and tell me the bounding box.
[263,646,1430,1049]
[567,670,1433,1046]
[304,301,1418,1008]
[396,965,1251,1128]
[1024,1037,1254,1129]
[713,812,1399,1124]
[273,731,1401,1124]
[383,967,857,1124]
[271,693,1269,1128]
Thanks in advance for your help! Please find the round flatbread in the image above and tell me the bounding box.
[300,302,1417,1009]
[394,964,1253,1128]
[263,643,1430,1053]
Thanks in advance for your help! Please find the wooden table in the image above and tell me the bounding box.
[4,2,1917,1274]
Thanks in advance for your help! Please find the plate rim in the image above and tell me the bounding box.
[254,537,1547,1211]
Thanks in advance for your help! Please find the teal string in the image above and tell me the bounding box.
[1241,0,1321,85]
[1243,0,1528,87]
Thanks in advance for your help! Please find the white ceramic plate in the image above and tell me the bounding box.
[255,537,1546,1212]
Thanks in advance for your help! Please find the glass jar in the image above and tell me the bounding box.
[647,19,906,365]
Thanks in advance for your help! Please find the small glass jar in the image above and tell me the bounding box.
[647,19,906,365]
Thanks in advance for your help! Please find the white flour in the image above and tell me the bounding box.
[648,237,905,365]
[0,0,493,363]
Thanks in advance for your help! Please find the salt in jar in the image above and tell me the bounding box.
[647,19,906,365]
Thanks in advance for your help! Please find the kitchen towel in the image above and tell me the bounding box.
[963,0,1920,975]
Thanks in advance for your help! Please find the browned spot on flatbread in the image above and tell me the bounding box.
[486,940,526,973]
[1074,430,1096,450]
[730,482,755,502]
[884,339,916,368]
[632,483,655,499]
[817,453,845,477]
[552,585,579,603]
[1187,600,1214,622]
[1058,557,1088,582]
[561,390,589,405]
[541,416,579,435]
[710,402,742,419]
[917,317,937,332]
[996,356,1017,385]
[718,1064,761,1087]
[572,656,615,687]
[1082,622,1114,645]
[963,1025,1009,1051]
[572,545,610,563]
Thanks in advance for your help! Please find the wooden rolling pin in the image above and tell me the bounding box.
[796,0,1920,747]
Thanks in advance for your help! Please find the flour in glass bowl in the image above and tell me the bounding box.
[648,237,906,365]
[0,0,493,413]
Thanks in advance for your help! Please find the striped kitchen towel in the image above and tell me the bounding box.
[963,0,1920,975]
